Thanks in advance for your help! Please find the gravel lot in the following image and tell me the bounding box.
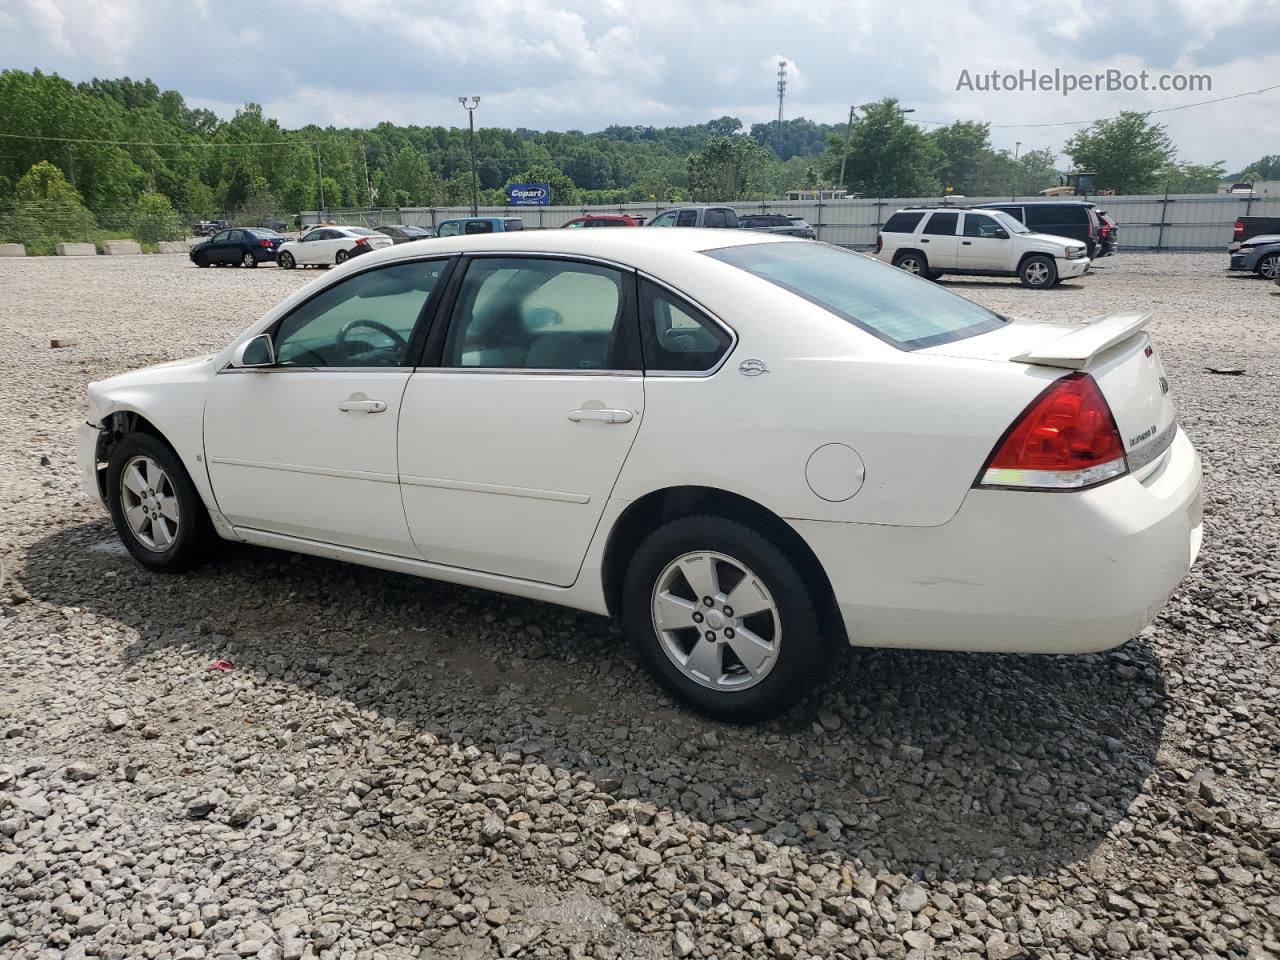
[0,253,1277,960]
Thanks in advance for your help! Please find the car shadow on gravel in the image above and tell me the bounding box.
[20,520,1168,885]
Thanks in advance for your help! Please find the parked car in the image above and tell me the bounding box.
[970,201,1104,259]
[875,207,1089,288]
[377,224,436,244]
[1097,212,1119,257]
[738,214,816,239]
[276,226,393,269]
[647,206,739,228]
[192,219,230,237]
[562,215,642,228]
[1230,216,1280,251]
[189,227,285,268]
[436,217,523,236]
[1228,234,1280,280]
[78,230,1201,721]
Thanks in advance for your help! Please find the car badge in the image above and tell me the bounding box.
[739,358,769,377]
[1159,376,1169,394]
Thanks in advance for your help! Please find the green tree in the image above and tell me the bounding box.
[15,159,84,203]
[824,99,940,197]
[1158,160,1227,194]
[130,192,182,243]
[687,136,771,201]
[382,146,435,205]
[929,121,992,194]
[4,160,96,248]
[1231,154,1280,181]
[1063,112,1176,194]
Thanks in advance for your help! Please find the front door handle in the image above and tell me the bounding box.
[568,408,633,424]
[961,240,972,245]
[920,238,930,243]
[338,399,387,414]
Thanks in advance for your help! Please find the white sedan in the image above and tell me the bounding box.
[277,226,393,269]
[77,230,1202,720]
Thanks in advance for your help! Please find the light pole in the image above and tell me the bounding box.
[1012,141,1022,201]
[458,96,480,217]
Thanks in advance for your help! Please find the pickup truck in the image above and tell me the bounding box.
[1230,216,1280,250]
[647,206,739,228]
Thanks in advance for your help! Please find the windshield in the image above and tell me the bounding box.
[704,242,1007,350]
[991,211,1029,234]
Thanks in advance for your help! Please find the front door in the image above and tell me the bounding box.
[958,212,1014,271]
[919,211,960,268]
[204,258,450,555]
[207,230,236,264]
[398,255,644,586]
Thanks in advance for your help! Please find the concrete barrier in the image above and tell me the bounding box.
[187,237,205,249]
[0,243,25,257]
[155,241,187,254]
[56,243,97,257]
[103,240,142,255]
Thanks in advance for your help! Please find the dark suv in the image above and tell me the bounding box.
[968,201,1103,259]
[739,214,816,239]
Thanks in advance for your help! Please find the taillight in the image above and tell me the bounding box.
[258,239,273,248]
[874,233,883,254]
[354,237,369,247]
[1234,219,1244,239]
[976,373,1127,491]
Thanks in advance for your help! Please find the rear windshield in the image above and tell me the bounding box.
[704,243,1007,350]
[246,229,281,239]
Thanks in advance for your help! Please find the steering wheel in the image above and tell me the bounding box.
[336,318,408,364]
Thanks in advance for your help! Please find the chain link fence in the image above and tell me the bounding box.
[0,199,191,254]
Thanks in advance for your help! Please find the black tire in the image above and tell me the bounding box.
[278,251,296,270]
[335,249,350,265]
[1019,254,1058,288]
[105,432,212,572]
[241,250,257,268]
[193,254,209,268]
[893,250,932,279]
[622,515,828,722]
[1258,253,1279,281]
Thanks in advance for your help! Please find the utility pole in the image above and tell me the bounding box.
[838,105,856,190]
[360,133,374,209]
[315,142,326,214]
[459,96,481,217]
[1012,141,1021,201]
[775,61,788,146]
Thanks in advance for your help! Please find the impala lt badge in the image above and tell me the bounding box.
[739,358,769,376]
[1159,376,1169,394]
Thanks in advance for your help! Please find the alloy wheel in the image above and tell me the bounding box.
[120,455,180,552]
[651,551,781,691]
[1261,255,1279,280]
[1024,261,1051,285]
[898,256,922,274]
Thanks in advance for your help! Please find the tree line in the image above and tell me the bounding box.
[1,68,1272,242]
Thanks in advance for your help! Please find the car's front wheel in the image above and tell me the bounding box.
[193,254,209,268]
[278,251,296,270]
[1020,254,1058,288]
[241,251,257,268]
[623,515,828,722]
[105,432,212,572]
[1258,253,1279,280]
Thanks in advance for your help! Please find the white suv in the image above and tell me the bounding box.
[874,207,1090,288]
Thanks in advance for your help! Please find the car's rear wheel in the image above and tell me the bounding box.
[241,251,257,268]
[893,251,930,277]
[1020,254,1058,288]
[335,249,350,265]
[278,251,296,270]
[1258,253,1279,280]
[105,432,212,572]
[623,515,827,722]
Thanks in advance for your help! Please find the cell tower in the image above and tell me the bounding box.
[776,60,788,132]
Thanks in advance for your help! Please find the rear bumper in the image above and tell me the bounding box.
[794,427,1202,654]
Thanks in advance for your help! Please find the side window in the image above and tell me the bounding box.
[963,214,1003,238]
[566,220,586,228]
[922,212,958,236]
[640,280,732,373]
[504,220,523,231]
[437,222,460,237]
[442,258,634,371]
[704,209,727,228]
[464,220,494,235]
[998,207,1026,224]
[272,260,448,368]
[212,231,231,243]
[650,212,678,227]
[676,210,698,227]
[1024,206,1057,228]
[882,212,925,233]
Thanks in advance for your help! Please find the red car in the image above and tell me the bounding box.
[561,215,643,228]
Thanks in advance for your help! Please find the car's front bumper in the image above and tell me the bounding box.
[1056,256,1091,278]
[793,427,1202,654]
[77,421,106,507]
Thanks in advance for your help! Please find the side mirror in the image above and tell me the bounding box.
[993,229,1009,240]
[231,333,275,368]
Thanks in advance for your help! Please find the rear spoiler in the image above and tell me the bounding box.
[1012,310,1151,370]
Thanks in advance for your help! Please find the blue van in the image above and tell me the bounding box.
[436,217,524,237]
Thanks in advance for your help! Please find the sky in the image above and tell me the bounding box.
[2,0,1279,170]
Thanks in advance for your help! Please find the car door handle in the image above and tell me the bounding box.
[920,238,930,243]
[338,399,387,414]
[568,408,633,424]
[961,240,972,245]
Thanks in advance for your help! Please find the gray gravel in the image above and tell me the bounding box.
[1,253,1278,959]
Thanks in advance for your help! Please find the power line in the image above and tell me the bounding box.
[907,81,1280,129]
[0,132,321,148]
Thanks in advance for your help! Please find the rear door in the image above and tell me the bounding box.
[398,255,643,586]
[919,211,960,268]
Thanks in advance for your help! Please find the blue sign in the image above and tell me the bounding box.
[508,183,550,205]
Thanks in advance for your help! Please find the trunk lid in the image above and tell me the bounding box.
[924,313,1178,473]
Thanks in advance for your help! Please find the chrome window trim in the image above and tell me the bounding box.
[413,367,642,378]
[636,270,738,379]
[218,365,415,375]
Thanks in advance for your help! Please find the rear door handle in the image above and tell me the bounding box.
[338,399,387,414]
[961,240,972,245]
[920,238,930,243]
[568,408,633,424]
